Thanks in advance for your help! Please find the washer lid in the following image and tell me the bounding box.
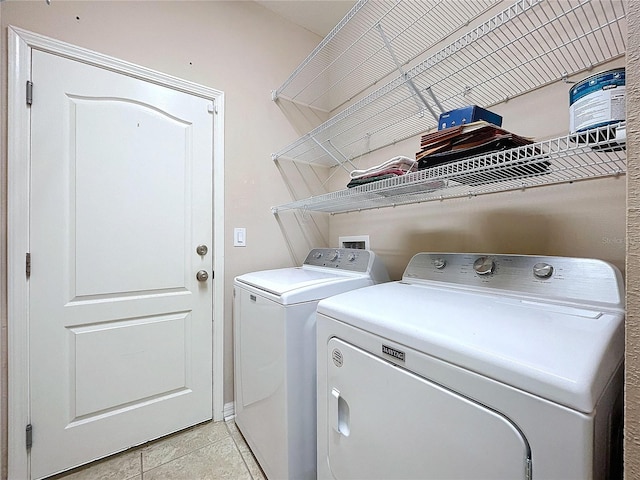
[317,281,624,413]
[235,267,371,304]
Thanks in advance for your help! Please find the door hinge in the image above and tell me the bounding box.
[26,81,33,106]
[26,252,31,278]
[26,424,32,449]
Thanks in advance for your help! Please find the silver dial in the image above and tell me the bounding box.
[314,252,323,259]
[473,256,495,275]
[348,253,356,262]
[330,251,340,261]
[533,262,554,279]
[433,258,447,269]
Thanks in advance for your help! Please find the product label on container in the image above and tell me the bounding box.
[569,69,626,133]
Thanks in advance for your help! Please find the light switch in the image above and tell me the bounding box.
[234,228,246,247]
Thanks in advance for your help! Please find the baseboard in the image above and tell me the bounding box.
[223,402,235,422]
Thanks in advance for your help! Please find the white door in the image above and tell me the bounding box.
[323,338,530,480]
[28,49,214,479]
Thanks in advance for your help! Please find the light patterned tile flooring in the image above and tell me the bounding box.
[48,420,266,480]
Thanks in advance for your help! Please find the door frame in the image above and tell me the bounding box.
[7,26,225,479]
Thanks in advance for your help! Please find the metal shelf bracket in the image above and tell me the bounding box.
[377,22,442,121]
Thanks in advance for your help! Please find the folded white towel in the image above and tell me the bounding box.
[350,155,418,179]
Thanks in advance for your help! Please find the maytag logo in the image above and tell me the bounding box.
[382,344,405,362]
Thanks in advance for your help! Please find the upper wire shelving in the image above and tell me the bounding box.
[271,123,627,214]
[272,0,500,113]
[272,0,627,168]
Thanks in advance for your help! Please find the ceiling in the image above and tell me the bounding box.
[255,0,356,37]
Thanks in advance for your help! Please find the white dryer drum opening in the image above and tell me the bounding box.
[325,338,531,480]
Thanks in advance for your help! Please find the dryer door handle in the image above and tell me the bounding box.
[330,387,350,437]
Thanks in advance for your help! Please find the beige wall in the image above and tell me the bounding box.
[0,0,323,472]
[626,2,640,478]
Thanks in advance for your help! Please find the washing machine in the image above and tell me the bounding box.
[317,253,624,480]
[234,248,389,480]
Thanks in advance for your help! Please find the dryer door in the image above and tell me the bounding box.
[322,338,531,480]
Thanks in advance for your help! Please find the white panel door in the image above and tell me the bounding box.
[28,50,213,479]
[323,338,530,480]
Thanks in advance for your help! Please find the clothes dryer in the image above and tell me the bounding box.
[234,248,389,480]
[317,253,624,480]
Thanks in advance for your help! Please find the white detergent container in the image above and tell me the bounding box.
[233,248,389,480]
[317,253,624,480]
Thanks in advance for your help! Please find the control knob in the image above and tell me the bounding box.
[433,258,447,270]
[329,250,340,261]
[473,256,495,275]
[533,262,554,279]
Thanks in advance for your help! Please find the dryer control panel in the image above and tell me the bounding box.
[403,253,624,309]
[304,248,371,273]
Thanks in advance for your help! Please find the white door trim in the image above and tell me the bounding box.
[7,26,225,479]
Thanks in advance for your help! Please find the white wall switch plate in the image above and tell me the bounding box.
[234,228,246,247]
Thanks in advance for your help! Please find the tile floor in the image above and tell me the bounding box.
[48,420,266,480]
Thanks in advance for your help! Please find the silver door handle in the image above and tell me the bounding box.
[196,270,209,282]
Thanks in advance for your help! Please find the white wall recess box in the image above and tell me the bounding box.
[339,235,370,250]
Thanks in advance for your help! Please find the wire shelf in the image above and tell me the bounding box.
[272,0,499,113]
[273,0,626,167]
[271,123,626,214]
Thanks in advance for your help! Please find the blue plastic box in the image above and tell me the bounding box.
[438,105,502,130]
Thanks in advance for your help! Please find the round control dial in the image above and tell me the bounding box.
[347,253,357,262]
[329,250,340,261]
[433,258,447,269]
[314,252,323,259]
[473,256,495,275]
[533,262,554,279]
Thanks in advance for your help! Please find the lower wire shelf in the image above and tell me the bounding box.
[271,123,626,215]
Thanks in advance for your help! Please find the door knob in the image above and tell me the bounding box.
[196,244,208,256]
[196,270,209,282]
